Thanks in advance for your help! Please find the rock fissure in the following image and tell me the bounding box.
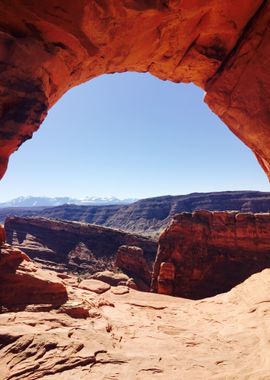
[207,0,267,84]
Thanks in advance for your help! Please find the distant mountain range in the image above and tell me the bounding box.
[1,191,270,235]
[0,196,137,208]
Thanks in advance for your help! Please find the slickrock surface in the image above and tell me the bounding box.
[1,267,270,379]
[152,210,270,298]
[1,1,270,180]
[5,216,157,274]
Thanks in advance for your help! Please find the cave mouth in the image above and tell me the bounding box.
[0,72,268,203]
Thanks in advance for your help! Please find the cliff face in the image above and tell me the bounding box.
[0,1,270,180]
[4,216,157,284]
[152,210,270,299]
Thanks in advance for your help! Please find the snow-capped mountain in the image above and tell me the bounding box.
[0,196,137,208]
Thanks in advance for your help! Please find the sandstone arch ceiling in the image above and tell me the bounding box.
[0,0,270,181]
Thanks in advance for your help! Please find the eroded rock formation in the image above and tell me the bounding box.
[4,216,157,273]
[152,210,270,298]
[0,243,67,308]
[115,245,152,290]
[1,266,270,378]
[0,1,270,179]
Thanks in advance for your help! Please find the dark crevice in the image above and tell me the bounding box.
[24,22,43,41]
[206,0,268,88]
[0,334,21,349]
[176,34,200,68]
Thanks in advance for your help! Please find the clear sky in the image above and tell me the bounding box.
[0,72,269,202]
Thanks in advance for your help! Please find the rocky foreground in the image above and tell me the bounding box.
[2,211,270,378]
[1,240,270,379]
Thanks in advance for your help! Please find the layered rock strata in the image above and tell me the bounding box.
[1,1,270,180]
[152,210,270,299]
[4,216,157,276]
[3,190,270,235]
[0,243,68,308]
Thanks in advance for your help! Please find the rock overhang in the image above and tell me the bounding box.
[0,0,270,181]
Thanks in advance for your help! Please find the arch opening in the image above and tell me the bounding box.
[0,72,269,203]
[0,0,270,185]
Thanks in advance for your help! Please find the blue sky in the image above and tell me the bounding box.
[0,72,269,201]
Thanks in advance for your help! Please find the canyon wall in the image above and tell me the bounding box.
[0,1,270,179]
[152,210,270,299]
[4,216,157,288]
[2,191,270,235]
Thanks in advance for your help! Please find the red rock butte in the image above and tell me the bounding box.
[0,0,270,179]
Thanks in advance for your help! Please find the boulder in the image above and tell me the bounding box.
[91,270,130,286]
[0,244,67,308]
[78,279,111,294]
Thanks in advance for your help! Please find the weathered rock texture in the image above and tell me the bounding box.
[0,1,270,179]
[4,216,157,275]
[152,210,270,299]
[0,244,67,308]
[1,267,270,378]
[116,245,152,290]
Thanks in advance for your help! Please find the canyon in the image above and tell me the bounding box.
[2,190,270,235]
[4,216,157,290]
[6,211,270,301]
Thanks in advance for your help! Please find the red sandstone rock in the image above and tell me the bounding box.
[91,270,130,286]
[0,225,6,245]
[58,301,90,319]
[2,269,270,378]
[152,210,270,299]
[115,245,152,290]
[0,1,270,180]
[0,244,67,307]
[205,1,270,179]
[78,279,111,294]
[157,262,175,295]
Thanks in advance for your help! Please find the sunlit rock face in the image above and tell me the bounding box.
[0,0,269,179]
[152,210,270,299]
[0,244,68,308]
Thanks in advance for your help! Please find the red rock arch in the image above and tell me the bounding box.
[0,0,270,180]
